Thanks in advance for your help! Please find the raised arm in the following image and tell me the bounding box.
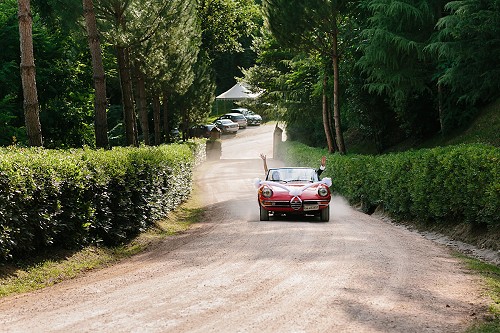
[260,153,268,174]
[317,156,326,177]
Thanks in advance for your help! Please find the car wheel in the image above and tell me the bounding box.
[320,206,330,222]
[260,206,269,221]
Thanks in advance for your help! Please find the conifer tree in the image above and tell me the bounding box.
[357,0,443,134]
[428,0,500,106]
[263,0,354,154]
[83,0,108,148]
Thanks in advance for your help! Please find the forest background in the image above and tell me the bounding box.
[0,3,499,326]
[1,0,499,152]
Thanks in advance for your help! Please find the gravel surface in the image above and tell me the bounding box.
[0,124,490,332]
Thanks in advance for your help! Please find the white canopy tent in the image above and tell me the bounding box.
[216,82,262,101]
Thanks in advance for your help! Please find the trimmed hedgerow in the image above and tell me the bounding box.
[0,141,205,261]
[278,141,499,228]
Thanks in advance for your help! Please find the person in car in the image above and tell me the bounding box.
[259,153,326,178]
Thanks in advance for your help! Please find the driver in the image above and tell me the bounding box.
[259,154,326,178]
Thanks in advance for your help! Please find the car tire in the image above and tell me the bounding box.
[260,206,269,221]
[319,206,330,222]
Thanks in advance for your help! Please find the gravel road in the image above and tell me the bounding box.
[0,124,489,332]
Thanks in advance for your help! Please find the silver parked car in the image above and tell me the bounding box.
[214,119,239,134]
[231,108,262,126]
[218,113,248,129]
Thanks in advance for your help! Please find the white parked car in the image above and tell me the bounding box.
[231,108,262,126]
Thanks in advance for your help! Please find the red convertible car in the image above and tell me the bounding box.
[255,167,332,222]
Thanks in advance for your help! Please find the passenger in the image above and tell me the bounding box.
[270,170,281,181]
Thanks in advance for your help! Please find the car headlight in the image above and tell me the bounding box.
[261,187,273,198]
[318,186,329,197]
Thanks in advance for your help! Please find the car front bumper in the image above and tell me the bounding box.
[260,199,330,213]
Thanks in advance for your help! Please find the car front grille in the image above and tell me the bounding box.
[262,199,328,210]
[290,197,302,210]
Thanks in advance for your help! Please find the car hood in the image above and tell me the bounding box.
[255,178,332,199]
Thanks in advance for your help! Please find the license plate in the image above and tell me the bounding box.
[303,204,319,211]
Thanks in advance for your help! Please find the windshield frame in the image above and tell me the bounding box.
[265,167,319,183]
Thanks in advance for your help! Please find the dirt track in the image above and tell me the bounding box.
[0,124,489,332]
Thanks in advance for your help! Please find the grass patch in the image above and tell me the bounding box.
[0,188,204,299]
[422,98,500,149]
[460,255,500,333]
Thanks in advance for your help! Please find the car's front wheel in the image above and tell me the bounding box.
[319,206,330,222]
[260,206,269,221]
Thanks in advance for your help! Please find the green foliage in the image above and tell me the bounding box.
[198,0,258,56]
[0,0,25,145]
[170,51,216,127]
[0,141,205,261]
[279,141,500,228]
[243,29,328,146]
[200,0,261,94]
[357,0,441,137]
[0,0,96,148]
[428,0,500,105]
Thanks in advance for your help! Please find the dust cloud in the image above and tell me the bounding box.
[330,195,352,218]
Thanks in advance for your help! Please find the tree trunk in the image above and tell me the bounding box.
[153,94,161,145]
[182,108,189,142]
[136,68,150,145]
[436,4,445,135]
[116,46,137,146]
[83,0,108,148]
[18,0,42,147]
[331,31,346,154]
[437,83,445,135]
[322,73,335,153]
[162,94,169,143]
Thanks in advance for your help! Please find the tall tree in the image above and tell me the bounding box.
[131,0,200,144]
[198,0,259,93]
[83,0,108,148]
[263,0,353,154]
[170,50,216,139]
[18,0,43,146]
[428,0,500,107]
[357,0,442,136]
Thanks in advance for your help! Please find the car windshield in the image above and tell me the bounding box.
[266,168,318,183]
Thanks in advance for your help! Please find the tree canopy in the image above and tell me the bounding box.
[1,0,498,151]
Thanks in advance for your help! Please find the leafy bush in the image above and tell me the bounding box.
[279,141,499,228]
[0,141,205,261]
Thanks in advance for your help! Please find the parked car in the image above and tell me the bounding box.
[231,108,262,126]
[214,119,239,134]
[218,113,248,129]
[170,128,180,142]
[189,124,218,138]
[255,167,332,222]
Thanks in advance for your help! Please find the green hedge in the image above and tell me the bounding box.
[0,141,205,261]
[278,141,499,228]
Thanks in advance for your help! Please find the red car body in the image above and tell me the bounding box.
[256,167,332,221]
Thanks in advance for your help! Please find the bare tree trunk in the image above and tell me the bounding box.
[83,0,108,148]
[437,83,445,134]
[153,94,161,145]
[116,46,137,146]
[322,73,335,153]
[135,68,150,145]
[18,0,42,147]
[162,94,169,143]
[331,31,346,154]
